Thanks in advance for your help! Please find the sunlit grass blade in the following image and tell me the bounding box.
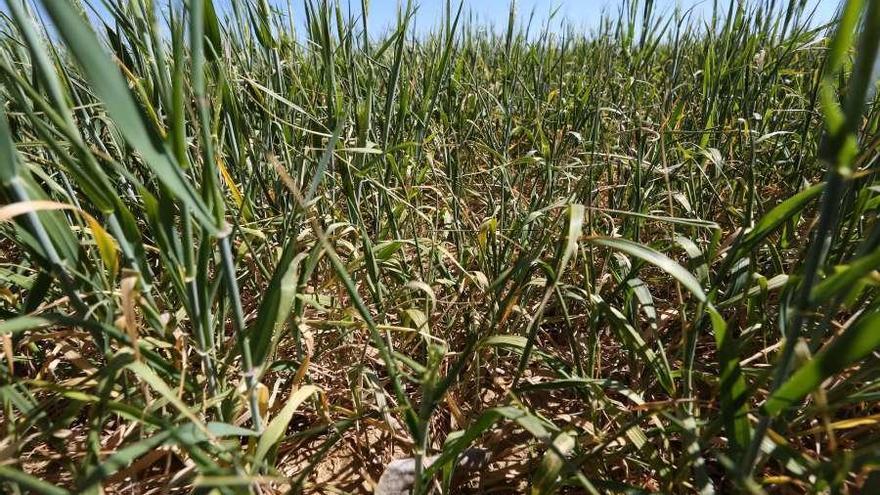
[37,0,218,232]
[253,384,319,467]
[764,310,880,416]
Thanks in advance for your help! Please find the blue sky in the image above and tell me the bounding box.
[13,1,844,41]
[362,0,839,33]
[252,0,842,36]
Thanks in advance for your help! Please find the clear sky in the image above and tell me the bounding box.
[365,0,839,32]
[10,1,845,41]
[253,0,842,36]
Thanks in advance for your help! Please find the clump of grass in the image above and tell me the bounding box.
[1,0,879,493]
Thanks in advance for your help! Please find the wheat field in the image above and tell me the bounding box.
[1,0,880,493]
